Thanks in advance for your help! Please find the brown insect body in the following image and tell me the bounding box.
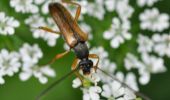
[49,3,87,48]
[49,3,92,74]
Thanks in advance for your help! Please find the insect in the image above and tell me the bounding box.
[39,0,99,79]
[36,0,150,100]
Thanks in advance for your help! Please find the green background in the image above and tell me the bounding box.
[0,0,170,100]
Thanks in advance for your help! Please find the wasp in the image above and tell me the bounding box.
[36,1,150,100]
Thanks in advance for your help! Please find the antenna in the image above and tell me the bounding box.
[97,68,151,100]
[36,67,79,100]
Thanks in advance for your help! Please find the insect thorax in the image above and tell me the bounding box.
[73,42,89,59]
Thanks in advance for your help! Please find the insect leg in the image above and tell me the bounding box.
[89,54,100,72]
[62,0,81,22]
[71,58,83,83]
[38,26,61,34]
[45,50,70,65]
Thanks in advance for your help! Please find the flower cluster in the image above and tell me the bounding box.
[103,18,132,48]
[103,0,133,48]
[137,0,160,7]
[72,47,139,100]
[0,49,21,84]
[0,43,55,85]
[137,34,170,58]
[25,14,60,47]
[10,0,39,14]
[0,12,20,35]
[124,53,167,85]
[139,8,169,32]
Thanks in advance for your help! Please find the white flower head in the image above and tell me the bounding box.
[124,53,141,70]
[152,33,170,57]
[137,0,160,7]
[86,0,105,20]
[20,64,56,84]
[19,43,43,64]
[0,49,21,77]
[10,0,39,13]
[0,12,20,35]
[82,86,102,100]
[103,17,132,48]
[90,47,116,82]
[101,72,137,100]
[41,0,61,14]
[139,53,167,85]
[116,0,134,20]
[140,8,169,32]
[137,34,154,53]
[79,22,93,40]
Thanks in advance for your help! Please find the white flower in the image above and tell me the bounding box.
[137,34,154,53]
[72,78,82,88]
[116,0,134,20]
[10,0,39,13]
[86,0,105,20]
[25,14,60,47]
[101,72,137,100]
[124,53,141,70]
[103,18,132,48]
[41,0,61,14]
[139,8,169,32]
[0,49,21,77]
[125,53,167,85]
[89,47,116,83]
[33,0,45,5]
[25,14,45,28]
[82,86,102,100]
[104,0,116,12]
[0,12,20,35]
[137,0,160,7]
[19,43,55,84]
[19,64,56,84]
[79,22,93,40]
[19,43,43,64]
[152,33,170,57]
[139,53,167,85]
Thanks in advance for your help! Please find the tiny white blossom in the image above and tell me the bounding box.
[137,0,160,7]
[101,72,137,100]
[152,33,170,57]
[86,0,105,20]
[19,43,43,64]
[125,53,167,85]
[139,8,169,32]
[124,53,141,70]
[33,0,45,5]
[41,0,61,14]
[103,18,132,48]
[137,34,154,53]
[116,0,134,20]
[19,64,56,84]
[139,53,167,85]
[90,47,116,82]
[82,86,102,100]
[0,12,20,35]
[79,22,93,40]
[72,78,82,88]
[10,0,39,13]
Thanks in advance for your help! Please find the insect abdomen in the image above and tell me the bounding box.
[49,3,77,47]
